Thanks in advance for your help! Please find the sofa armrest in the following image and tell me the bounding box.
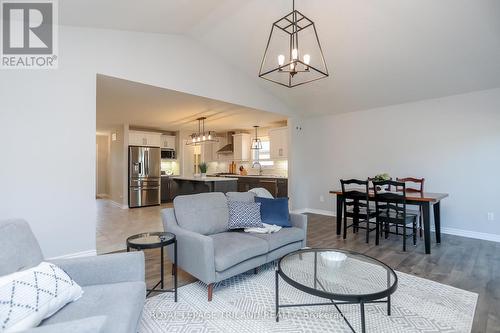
[23,316,107,333]
[290,212,307,230]
[290,213,308,247]
[48,252,145,286]
[161,208,216,284]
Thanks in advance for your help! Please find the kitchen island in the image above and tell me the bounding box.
[214,175,288,197]
[172,176,238,197]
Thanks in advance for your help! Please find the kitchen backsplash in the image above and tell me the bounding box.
[161,160,180,175]
[206,160,288,177]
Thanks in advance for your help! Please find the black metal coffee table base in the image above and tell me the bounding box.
[275,269,390,333]
[126,232,178,301]
[276,268,391,333]
[275,248,397,333]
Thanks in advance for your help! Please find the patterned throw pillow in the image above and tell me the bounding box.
[227,200,264,230]
[0,262,83,332]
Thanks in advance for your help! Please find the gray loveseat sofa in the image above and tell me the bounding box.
[162,192,307,301]
[0,219,146,333]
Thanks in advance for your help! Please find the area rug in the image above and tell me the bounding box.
[139,263,477,333]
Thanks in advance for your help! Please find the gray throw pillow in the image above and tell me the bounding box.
[227,200,263,230]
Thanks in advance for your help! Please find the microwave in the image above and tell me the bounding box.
[161,149,176,160]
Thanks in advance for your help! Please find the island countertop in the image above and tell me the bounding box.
[172,176,238,182]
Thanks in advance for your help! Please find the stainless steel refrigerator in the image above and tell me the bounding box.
[129,146,161,208]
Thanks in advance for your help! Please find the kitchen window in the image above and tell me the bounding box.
[253,138,274,167]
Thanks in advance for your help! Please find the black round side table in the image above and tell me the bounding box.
[126,232,177,301]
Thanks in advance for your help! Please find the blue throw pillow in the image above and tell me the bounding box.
[227,200,264,230]
[254,197,291,227]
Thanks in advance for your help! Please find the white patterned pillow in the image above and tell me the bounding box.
[227,200,264,230]
[0,262,83,332]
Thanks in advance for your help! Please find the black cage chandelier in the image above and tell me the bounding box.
[259,0,329,88]
[186,117,218,145]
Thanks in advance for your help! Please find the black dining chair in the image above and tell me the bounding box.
[373,180,418,251]
[397,177,425,238]
[340,179,378,243]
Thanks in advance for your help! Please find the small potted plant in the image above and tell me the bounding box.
[372,173,391,191]
[199,162,208,178]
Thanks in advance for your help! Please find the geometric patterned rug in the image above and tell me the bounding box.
[139,263,477,333]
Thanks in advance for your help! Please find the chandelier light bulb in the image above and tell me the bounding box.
[303,54,311,65]
[292,48,298,60]
[202,135,206,141]
[192,137,196,143]
[278,54,285,66]
[208,134,212,140]
[290,62,295,71]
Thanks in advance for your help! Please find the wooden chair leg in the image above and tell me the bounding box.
[375,219,380,245]
[365,218,370,244]
[403,224,407,252]
[208,283,214,302]
[343,216,347,239]
[172,263,175,276]
[419,207,423,238]
[413,218,417,246]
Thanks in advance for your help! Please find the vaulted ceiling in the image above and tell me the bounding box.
[61,0,500,116]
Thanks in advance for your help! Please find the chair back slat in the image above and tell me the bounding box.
[340,179,370,208]
[373,180,407,220]
[396,177,424,193]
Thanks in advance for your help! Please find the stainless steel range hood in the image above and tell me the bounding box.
[217,132,235,154]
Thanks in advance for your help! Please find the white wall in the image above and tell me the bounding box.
[292,88,500,238]
[0,26,291,257]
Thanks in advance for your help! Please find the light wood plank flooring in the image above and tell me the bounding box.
[96,201,500,332]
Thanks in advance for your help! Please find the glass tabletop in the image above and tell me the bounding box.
[126,232,175,249]
[278,249,397,301]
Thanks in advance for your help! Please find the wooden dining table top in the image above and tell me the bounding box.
[329,190,449,203]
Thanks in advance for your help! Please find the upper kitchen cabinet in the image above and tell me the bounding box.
[161,134,176,149]
[201,142,214,162]
[269,127,288,159]
[129,130,161,147]
[233,133,251,161]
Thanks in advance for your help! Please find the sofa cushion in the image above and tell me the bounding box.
[0,219,43,276]
[41,281,146,333]
[246,227,305,252]
[227,200,263,230]
[255,197,291,227]
[209,232,268,272]
[174,192,229,235]
[225,191,256,203]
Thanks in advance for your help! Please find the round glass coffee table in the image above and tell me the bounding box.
[276,248,397,333]
[126,232,177,301]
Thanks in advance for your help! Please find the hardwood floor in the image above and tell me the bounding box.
[98,203,500,332]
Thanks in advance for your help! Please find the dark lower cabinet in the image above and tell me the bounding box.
[161,177,179,203]
[236,177,288,198]
[277,179,288,198]
[173,179,238,197]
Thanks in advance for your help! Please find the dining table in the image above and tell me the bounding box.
[329,190,449,254]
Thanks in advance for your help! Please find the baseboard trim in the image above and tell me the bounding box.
[292,208,336,217]
[108,200,129,210]
[431,227,500,243]
[293,208,500,243]
[49,249,97,260]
